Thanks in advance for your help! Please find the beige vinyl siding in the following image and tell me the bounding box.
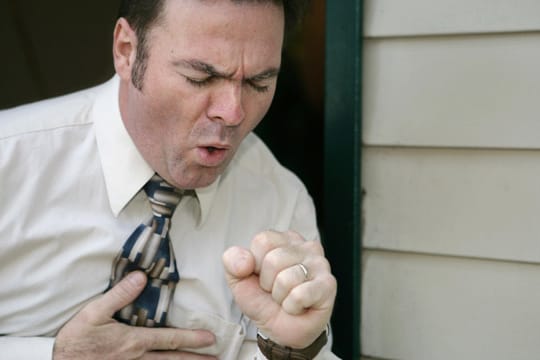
[364,0,540,37]
[362,250,540,360]
[363,33,540,149]
[363,147,540,263]
[361,0,540,359]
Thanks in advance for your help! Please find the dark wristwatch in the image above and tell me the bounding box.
[256,329,328,360]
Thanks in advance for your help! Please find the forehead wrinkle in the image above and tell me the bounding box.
[173,59,235,79]
[173,58,280,82]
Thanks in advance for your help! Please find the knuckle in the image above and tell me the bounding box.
[253,230,289,250]
[286,230,304,242]
[252,231,273,249]
[283,293,305,315]
[122,331,146,356]
[164,332,180,350]
[303,240,323,255]
[263,249,283,272]
[287,287,305,307]
[274,272,292,290]
[311,256,331,272]
[319,273,338,294]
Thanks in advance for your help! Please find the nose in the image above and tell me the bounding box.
[207,82,245,126]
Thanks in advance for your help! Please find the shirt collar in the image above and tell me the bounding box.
[92,76,218,223]
[92,76,154,216]
[194,176,220,226]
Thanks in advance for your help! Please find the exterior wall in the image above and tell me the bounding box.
[361,1,540,359]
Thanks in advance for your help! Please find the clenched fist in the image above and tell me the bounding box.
[223,230,337,349]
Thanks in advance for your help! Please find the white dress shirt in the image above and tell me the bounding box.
[0,77,337,359]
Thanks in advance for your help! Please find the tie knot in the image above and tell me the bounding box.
[144,174,183,218]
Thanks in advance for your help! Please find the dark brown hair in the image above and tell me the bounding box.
[117,0,310,89]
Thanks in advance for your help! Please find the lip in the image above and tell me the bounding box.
[196,144,231,167]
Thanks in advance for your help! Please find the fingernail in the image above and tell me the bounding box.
[203,331,216,346]
[126,271,146,287]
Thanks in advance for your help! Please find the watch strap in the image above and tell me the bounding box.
[257,330,328,360]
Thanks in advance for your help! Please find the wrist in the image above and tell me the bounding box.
[256,327,328,360]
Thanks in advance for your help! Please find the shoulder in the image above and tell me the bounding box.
[225,132,314,214]
[0,82,105,140]
[222,132,319,240]
[228,132,306,192]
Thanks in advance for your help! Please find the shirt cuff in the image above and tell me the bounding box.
[0,337,55,360]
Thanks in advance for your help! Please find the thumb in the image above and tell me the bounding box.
[222,246,276,324]
[222,246,256,285]
[91,271,147,319]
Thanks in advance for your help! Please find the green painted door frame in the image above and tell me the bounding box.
[324,0,362,358]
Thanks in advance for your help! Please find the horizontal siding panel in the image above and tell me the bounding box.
[364,0,540,37]
[362,250,540,360]
[362,147,540,263]
[363,33,540,148]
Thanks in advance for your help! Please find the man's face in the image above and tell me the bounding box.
[116,0,284,189]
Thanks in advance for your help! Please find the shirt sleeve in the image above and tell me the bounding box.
[290,185,321,243]
[281,182,341,359]
[0,337,55,360]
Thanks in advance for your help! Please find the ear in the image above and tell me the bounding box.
[113,18,137,81]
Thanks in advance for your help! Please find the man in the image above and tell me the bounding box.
[0,0,338,359]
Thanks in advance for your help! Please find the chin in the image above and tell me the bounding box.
[170,169,221,190]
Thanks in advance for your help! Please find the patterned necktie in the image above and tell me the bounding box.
[109,174,182,327]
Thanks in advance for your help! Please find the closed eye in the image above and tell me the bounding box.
[245,70,278,93]
[245,80,270,93]
[185,76,216,87]
[187,76,270,93]
[174,59,279,93]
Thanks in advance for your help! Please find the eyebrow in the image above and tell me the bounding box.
[173,59,280,82]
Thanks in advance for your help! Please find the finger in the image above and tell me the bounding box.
[281,273,337,315]
[142,352,217,360]
[258,239,325,292]
[271,264,310,305]
[250,231,289,273]
[142,352,216,360]
[259,246,302,292]
[284,230,308,246]
[86,271,147,320]
[250,230,305,273]
[223,247,280,324]
[135,327,216,351]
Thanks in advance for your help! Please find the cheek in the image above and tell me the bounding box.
[147,90,207,133]
[247,94,275,128]
[145,69,207,114]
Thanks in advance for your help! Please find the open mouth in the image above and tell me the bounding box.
[197,145,229,167]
